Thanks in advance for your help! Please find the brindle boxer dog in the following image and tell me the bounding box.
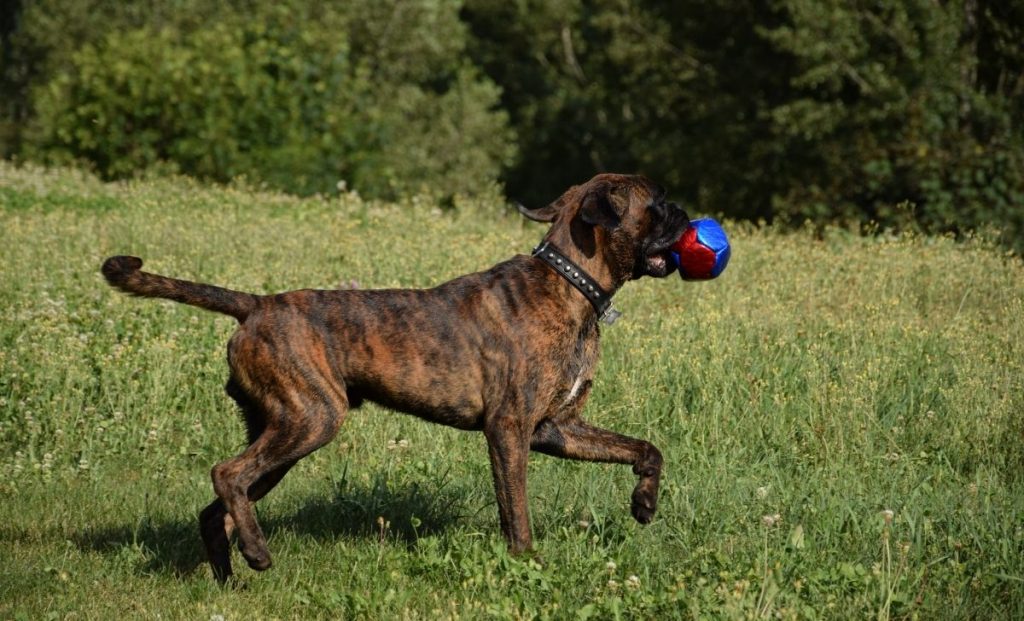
[101,173,689,582]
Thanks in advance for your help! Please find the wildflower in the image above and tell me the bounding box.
[756,485,770,499]
[761,513,781,528]
[605,560,617,572]
[881,509,894,524]
[626,575,641,589]
[607,579,619,590]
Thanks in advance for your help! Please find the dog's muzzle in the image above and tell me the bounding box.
[637,202,690,278]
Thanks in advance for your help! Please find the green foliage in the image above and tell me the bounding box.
[2,0,1023,246]
[462,0,1024,248]
[12,0,514,199]
[760,0,1024,242]
[2,164,1024,618]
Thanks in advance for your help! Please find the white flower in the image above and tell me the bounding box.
[626,575,641,589]
[756,486,770,499]
[881,509,894,524]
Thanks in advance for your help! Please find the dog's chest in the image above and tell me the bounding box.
[564,369,587,405]
[556,319,599,408]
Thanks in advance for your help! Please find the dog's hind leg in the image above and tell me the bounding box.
[200,383,270,582]
[199,460,298,582]
[207,382,348,576]
[199,498,234,582]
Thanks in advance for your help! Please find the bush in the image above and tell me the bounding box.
[20,1,514,199]
[462,0,1024,249]
[4,0,1023,247]
[762,0,1024,247]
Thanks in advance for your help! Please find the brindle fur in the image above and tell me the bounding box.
[101,173,690,582]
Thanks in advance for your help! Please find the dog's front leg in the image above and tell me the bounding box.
[531,418,662,524]
[484,419,533,553]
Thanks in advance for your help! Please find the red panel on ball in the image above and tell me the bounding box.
[673,227,716,278]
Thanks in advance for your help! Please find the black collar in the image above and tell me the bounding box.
[532,241,622,325]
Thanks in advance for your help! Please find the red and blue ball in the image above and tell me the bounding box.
[669,218,731,280]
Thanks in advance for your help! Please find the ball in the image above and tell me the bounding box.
[669,218,731,280]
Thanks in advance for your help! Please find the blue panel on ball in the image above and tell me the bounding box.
[691,218,730,278]
[692,218,728,251]
[710,244,731,277]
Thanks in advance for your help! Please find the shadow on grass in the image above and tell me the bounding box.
[267,473,479,543]
[68,473,475,579]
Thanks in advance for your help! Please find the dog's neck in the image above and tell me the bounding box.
[532,240,614,313]
[544,220,629,292]
[536,225,626,324]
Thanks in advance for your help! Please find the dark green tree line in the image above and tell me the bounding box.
[463,0,1024,247]
[1,0,514,199]
[2,1,1022,246]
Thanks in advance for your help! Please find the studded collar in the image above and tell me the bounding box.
[532,241,622,325]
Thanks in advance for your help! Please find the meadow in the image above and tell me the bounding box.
[1,163,1022,620]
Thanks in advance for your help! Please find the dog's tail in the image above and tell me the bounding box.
[101,256,258,322]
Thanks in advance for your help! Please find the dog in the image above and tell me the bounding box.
[101,173,690,581]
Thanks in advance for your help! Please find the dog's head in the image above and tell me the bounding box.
[519,174,690,283]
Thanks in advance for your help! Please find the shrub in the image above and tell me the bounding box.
[22,1,514,199]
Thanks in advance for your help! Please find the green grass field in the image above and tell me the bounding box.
[1,163,1022,620]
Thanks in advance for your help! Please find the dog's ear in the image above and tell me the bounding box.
[516,184,583,223]
[516,201,559,223]
[579,183,626,230]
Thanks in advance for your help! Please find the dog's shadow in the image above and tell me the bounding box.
[71,474,475,578]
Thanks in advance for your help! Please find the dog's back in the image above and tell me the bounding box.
[227,255,594,431]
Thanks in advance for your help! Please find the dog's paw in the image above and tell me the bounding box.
[630,488,657,525]
[238,541,273,571]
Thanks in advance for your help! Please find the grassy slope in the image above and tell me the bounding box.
[1,163,1022,620]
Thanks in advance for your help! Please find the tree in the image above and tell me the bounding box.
[464,0,1024,247]
[9,0,515,199]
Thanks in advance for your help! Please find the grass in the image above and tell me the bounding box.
[1,162,1023,619]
